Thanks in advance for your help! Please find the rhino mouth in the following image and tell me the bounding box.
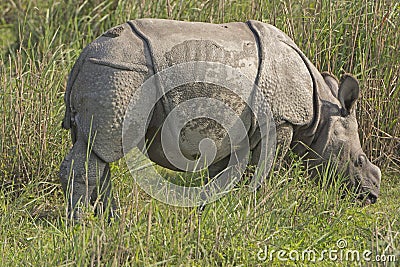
[363,192,378,205]
[350,172,380,205]
[357,190,378,205]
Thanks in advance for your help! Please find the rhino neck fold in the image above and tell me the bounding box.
[281,42,322,151]
[285,44,343,159]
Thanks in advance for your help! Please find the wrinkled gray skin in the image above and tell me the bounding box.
[60,19,381,219]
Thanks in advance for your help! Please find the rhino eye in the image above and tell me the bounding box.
[356,154,367,167]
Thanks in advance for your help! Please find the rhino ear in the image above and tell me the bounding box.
[338,74,360,115]
[322,72,339,98]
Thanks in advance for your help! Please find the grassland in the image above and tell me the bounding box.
[0,0,399,266]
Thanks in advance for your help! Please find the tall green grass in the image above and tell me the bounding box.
[0,0,399,266]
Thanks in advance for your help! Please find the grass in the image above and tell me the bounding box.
[0,0,399,266]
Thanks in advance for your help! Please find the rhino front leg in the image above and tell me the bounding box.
[60,138,112,220]
[249,123,293,178]
[275,123,293,163]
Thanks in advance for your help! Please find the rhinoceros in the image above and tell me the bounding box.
[60,18,381,219]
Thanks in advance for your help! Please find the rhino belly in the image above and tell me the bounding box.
[144,86,254,171]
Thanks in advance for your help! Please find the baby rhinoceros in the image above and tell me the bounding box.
[60,19,381,220]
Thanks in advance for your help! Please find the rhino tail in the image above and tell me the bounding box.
[62,72,73,130]
[62,47,90,130]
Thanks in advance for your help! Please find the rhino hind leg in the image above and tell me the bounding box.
[208,156,230,178]
[60,137,116,220]
[90,163,117,219]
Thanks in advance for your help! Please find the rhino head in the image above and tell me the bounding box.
[294,73,381,204]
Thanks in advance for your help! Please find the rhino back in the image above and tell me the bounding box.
[130,18,259,79]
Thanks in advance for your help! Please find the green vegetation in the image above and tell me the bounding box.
[1,0,399,266]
